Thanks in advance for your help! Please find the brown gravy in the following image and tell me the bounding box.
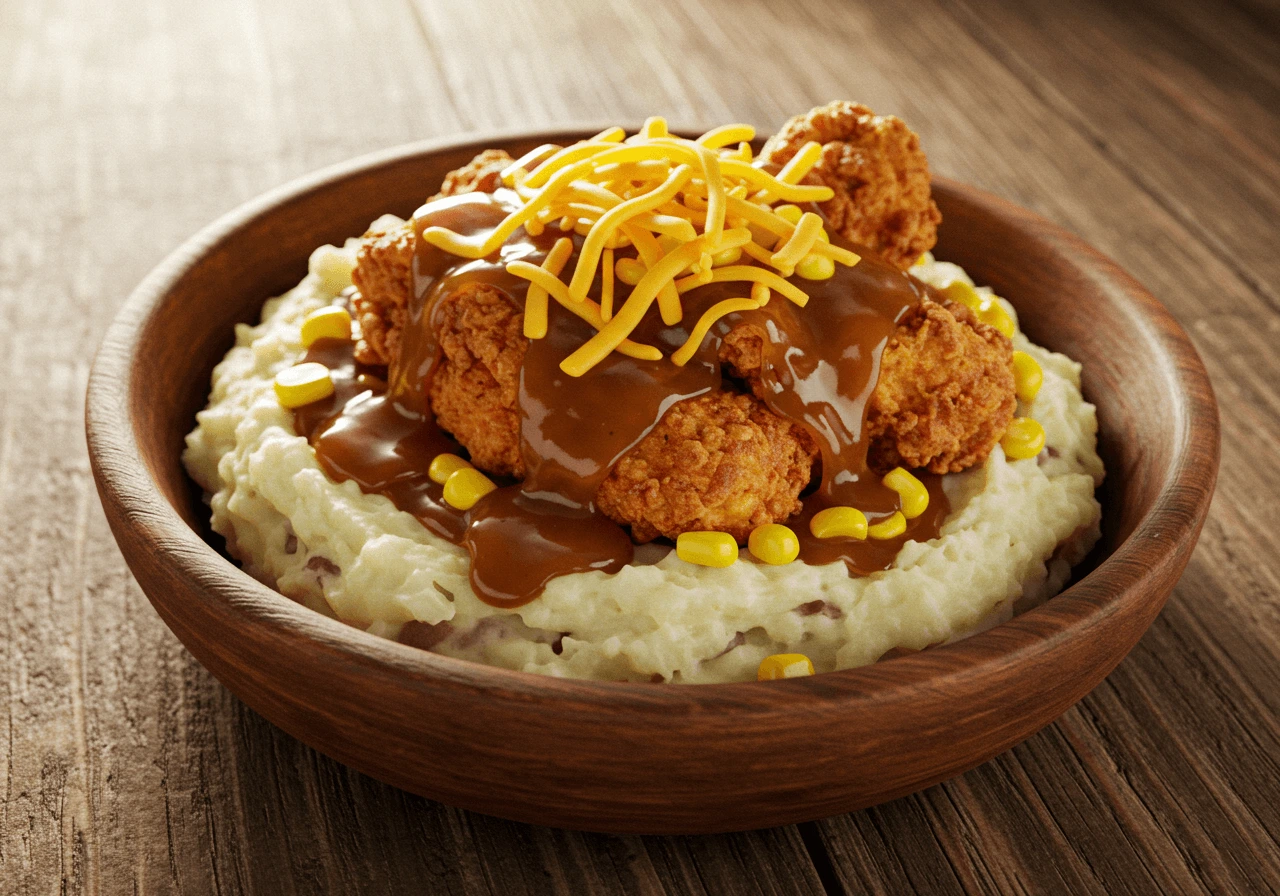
[296,188,950,605]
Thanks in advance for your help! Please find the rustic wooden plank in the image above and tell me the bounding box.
[0,0,826,891]
[945,0,1280,312]
[0,0,492,887]
[3,0,1280,890]
[699,0,1280,892]
[917,5,1280,892]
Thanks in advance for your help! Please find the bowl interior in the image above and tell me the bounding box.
[87,131,1219,832]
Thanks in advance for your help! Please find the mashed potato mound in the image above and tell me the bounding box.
[184,220,1104,684]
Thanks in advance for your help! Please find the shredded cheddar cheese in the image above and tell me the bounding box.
[523,237,574,339]
[771,211,826,276]
[423,122,862,375]
[600,247,615,322]
[673,297,766,366]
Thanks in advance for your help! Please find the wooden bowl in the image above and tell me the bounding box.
[86,130,1219,834]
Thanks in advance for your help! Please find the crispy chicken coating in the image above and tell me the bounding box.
[595,392,818,543]
[865,297,1015,473]
[720,297,1015,474]
[423,286,818,541]
[350,223,413,366]
[437,148,513,197]
[350,149,514,366]
[429,283,528,477]
[760,101,941,270]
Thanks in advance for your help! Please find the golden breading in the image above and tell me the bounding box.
[350,149,514,366]
[865,297,1015,473]
[760,101,941,270]
[437,147,512,196]
[594,391,819,544]
[350,223,414,366]
[719,297,1015,474]
[424,287,818,542]
[428,284,529,478]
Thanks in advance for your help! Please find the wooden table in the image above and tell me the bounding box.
[5,0,1278,891]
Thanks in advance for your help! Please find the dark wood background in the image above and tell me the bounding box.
[5,0,1279,892]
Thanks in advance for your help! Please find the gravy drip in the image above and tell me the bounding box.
[296,338,466,542]
[297,188,950,606]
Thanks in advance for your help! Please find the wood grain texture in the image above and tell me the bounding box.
[3,0,1277,891]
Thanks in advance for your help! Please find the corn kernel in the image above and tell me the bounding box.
[274,362,334,408]
[711,245,742,266]
[941,280,983,311]
[867,511,906,540]
[758,653,814,681]
[796,253,835,281]
[809,506,868,540]
[428,453,472,485]
[882,467,929,520]
[442,468,497,510]
[748,523,800,565]
[978,298,1017,338]
[676,531,739,568]
[774,204,803,225]
[1012,350,1043,403]
[615,257,646,285]
[300,306,352,347]
[1001,416,1046,460]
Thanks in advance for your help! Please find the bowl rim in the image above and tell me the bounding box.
[86,127,1221,710]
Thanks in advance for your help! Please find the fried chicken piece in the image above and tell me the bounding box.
[424,286,818,541]
[865,297,1015,473]
[760,101,941,270]
[595,391,819,543]
[720,297,1015,474]
[429,283,528,477]
[350,149,514,366]
[351,224,414,366]
[437,147,513,197]
[426,289,817,541]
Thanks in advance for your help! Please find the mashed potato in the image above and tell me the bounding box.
[184,219,1104,684]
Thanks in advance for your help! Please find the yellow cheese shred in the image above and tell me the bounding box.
[672,297,764,366]
[568,164,693,303]
[561,238,715,376]
[523,237,574,339]
[424,120,861,375]
[622,223,685,326]
[776,140,823,185]
[601,247,615,322]
[696,124,755,149]
[506,261,662,361]
[695,145,726,247]
[771,211,825,276]
[678,264,809,307]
